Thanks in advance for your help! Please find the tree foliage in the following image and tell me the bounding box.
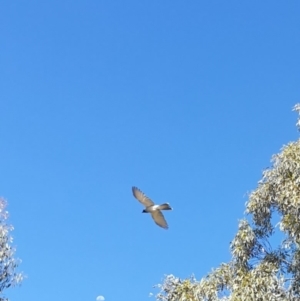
[0,198,23,301]
[156,105,300,301]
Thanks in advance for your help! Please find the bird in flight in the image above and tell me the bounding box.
[132,186,172,229]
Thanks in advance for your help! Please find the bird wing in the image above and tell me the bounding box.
[132,187,154,207]
[151,210,168,229]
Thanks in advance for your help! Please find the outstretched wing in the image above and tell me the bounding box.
[151,210,168,229]
[132,187,154,207]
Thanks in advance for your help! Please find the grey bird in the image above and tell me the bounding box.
[132,186,172,229]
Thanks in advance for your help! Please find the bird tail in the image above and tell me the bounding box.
[158,203,172,210]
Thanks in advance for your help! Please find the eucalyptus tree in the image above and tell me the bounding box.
[156,105,300,301]
[0,198,23,301]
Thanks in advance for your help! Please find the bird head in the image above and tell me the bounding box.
[142,209,147,213]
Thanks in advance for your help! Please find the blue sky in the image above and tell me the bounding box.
[0,1,299,300]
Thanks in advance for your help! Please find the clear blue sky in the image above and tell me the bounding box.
[0,1,299,300]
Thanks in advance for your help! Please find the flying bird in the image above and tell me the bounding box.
[132,186,172,229]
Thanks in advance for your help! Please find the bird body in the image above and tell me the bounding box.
[143,203,172,213]
[132,186,172,229]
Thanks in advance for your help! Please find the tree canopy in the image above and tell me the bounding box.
[156,105,300,301]
[0,198,23,301]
